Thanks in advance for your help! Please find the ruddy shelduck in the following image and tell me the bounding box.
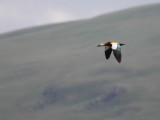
[97,41,125,63]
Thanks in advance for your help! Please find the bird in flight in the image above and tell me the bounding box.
[97,41,125,63]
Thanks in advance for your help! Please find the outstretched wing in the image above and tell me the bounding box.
[105,46,112,60]
[113,50,121,63]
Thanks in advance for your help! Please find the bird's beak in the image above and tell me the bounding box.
[97,44,104,47]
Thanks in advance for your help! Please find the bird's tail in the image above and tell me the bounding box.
[120,43,125,46]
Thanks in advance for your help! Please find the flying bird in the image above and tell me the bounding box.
[97,41,125,63]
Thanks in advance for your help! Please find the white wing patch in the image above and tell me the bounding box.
[111,43,118,50]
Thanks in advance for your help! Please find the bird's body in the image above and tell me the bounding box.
[97,41,125,63]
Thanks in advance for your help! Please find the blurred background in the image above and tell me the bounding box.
[0,0,160,33]
[0,1,160,120]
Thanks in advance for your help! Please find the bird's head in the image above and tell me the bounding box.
[97,43,105,47]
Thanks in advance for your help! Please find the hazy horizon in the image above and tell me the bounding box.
[1,0,160,34]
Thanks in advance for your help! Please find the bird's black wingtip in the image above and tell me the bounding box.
[113,50,122,63]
